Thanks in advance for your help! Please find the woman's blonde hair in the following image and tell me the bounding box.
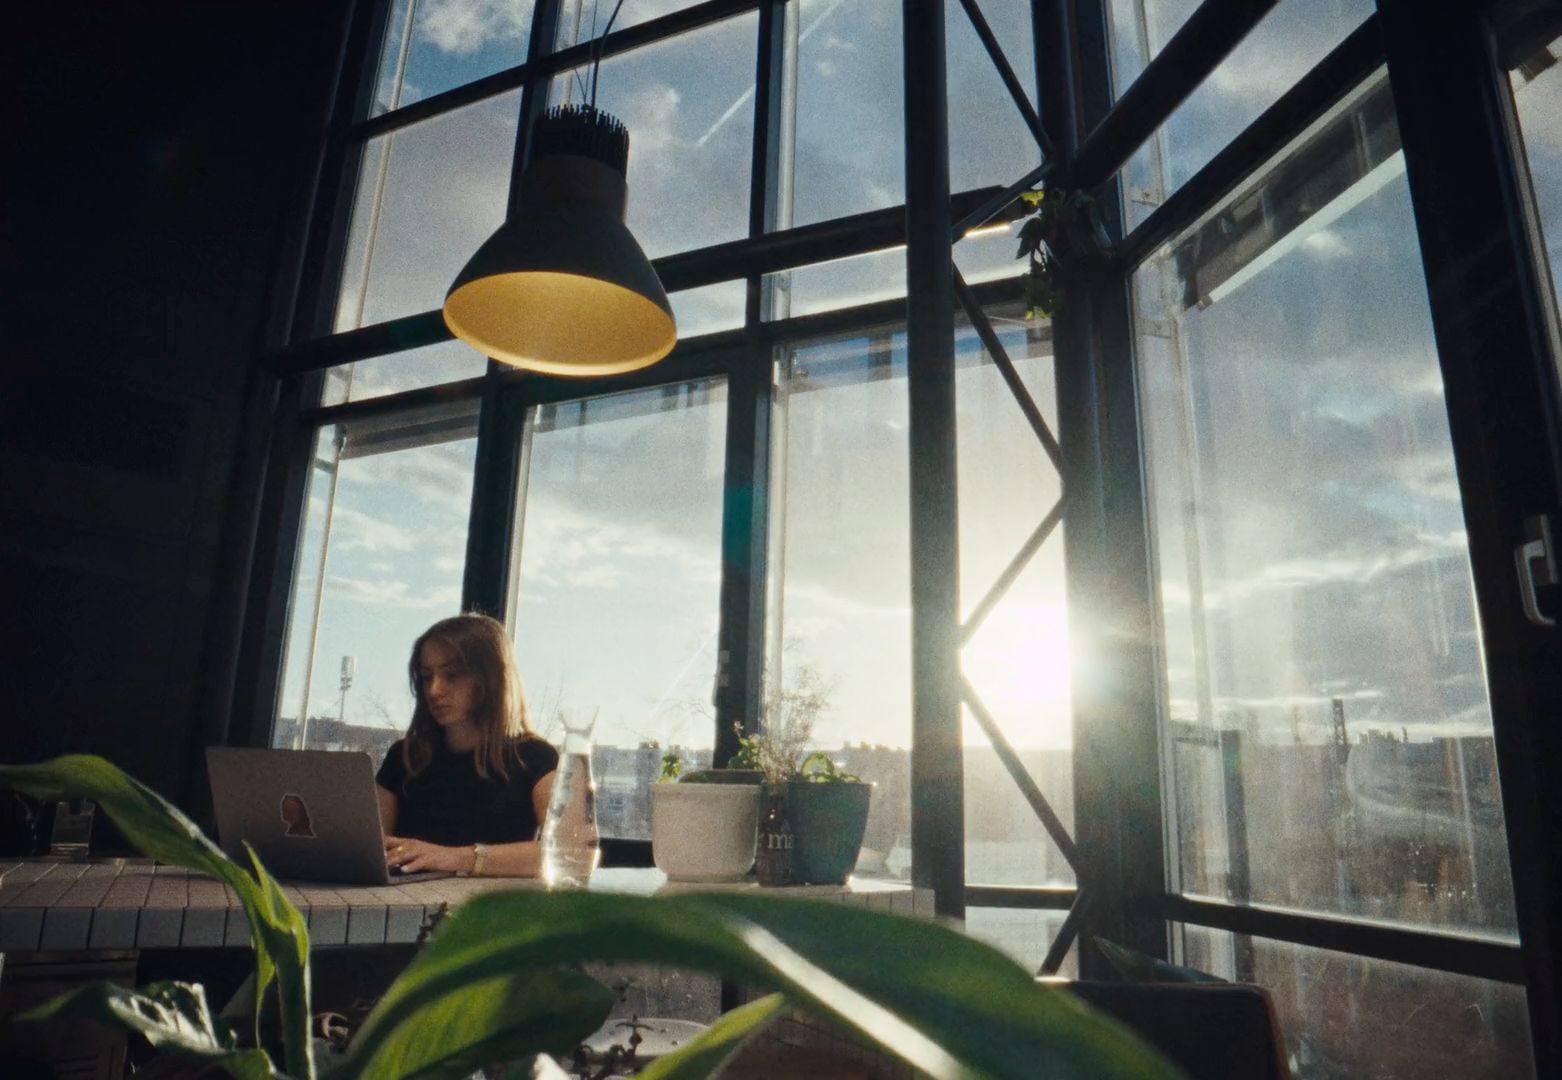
[400,612,535,785]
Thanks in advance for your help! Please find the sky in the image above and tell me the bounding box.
[276,2,1562,773]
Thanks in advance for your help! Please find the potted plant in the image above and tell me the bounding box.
[728,725,873,887]
[786,751,872,886]
[649,748,762,882]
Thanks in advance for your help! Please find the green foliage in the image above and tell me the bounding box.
[17,980,277,1080]
[796,750,861,784]
[1093,938,1226,984]
[727,732,762,772]
[659,750,683,782]
[1012,186,1104,320]
[635,994,786,1080]
[2,754,1187,1080]
[331,970,614,1080]
[0,755,314,1079]
[351,888,1183,1080]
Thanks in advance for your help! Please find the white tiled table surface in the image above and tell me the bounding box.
[0,860,932,953]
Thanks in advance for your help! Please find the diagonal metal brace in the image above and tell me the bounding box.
[956,0,1058,163]
[960,498,1064,649]
[962,675,1080,873]
[954,268,1064,470]
[1040,889,1091,976]
[951,161,1051,241]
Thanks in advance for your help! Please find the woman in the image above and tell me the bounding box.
[376,613,558,876]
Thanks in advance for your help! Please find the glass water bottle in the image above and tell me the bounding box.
[541,713,601,888]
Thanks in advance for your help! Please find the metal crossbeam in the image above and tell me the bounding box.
[953,269,1063,469]
[960,499,1063,649]
[1040,889,1090,976]
[950,162,1052,240]
[961,675,1080,871]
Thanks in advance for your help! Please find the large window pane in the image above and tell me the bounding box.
[336,91,520,330]
[957,313,1074,890]
[1510,34,1562,334]
[768,310,1071,892]
[1105,0,1372,230]
[768,325,911,877]
[550,14,756,260]
[371,0,536,116]
[782,0,1041,230]
[1138,75,1519,936]
[274,403,479,765]
[1178,925,1533,1079]
[509,380,727,841]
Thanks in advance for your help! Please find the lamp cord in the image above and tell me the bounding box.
[589,0,628,111]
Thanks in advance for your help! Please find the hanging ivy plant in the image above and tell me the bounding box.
[1014,187,1105,320]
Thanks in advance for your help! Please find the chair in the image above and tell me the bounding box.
[1060,980,1291,1080]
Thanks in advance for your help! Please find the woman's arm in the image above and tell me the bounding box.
[385,770,560,877]
[375,785,398,836]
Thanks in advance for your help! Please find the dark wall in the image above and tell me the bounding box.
[0,4,351,814]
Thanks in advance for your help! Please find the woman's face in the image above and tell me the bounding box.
[417,638,481,730]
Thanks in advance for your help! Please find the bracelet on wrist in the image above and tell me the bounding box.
[471,842,488,876]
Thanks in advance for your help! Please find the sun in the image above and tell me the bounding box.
[960,599,1074,750]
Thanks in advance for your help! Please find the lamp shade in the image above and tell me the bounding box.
[443,106,676,376]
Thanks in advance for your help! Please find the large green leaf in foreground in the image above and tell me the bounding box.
[330,968,614,1080]
[18,980,277,1080]
[0,755,314,1080]
[636,993,788,1080]
[348,890,1185,1080]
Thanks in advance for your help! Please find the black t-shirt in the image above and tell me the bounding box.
[376,736,560,847]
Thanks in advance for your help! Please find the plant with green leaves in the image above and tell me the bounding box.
[1,755,1187,1080]
[1014,187,1106,320]
[795,749,860,784]
[658,750,683,783]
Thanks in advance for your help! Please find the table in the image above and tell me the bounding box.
[0,860,931,952]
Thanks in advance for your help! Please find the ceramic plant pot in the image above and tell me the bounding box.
[785,780,873,885]
[649,782,761,882]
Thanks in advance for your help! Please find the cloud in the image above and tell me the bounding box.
[327,576,463,609]
[417,0,529,55]
[1301,229,1351,258]
[513,496,721,595]
[331,505,420,554]
[340,444,475,519]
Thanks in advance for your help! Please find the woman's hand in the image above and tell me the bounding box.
[384,835,472,874]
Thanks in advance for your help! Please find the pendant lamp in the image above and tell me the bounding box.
[443,102,677,376]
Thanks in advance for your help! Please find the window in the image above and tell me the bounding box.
[1509,34,1562,338]
[550,14,757,261]
[1138,75,1518,936]
[1134,68,1530,1075]
[371,0,537,115]
[1105,0,1373,230]
[766,306,1073,907]
[1179,925,1532,1078]
[336,91,520,331]
[508,380,728,840]
[274,402,479,768]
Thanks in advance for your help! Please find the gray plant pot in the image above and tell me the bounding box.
[785,780,873,885]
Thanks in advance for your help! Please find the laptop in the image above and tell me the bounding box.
[205,747,448,886]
